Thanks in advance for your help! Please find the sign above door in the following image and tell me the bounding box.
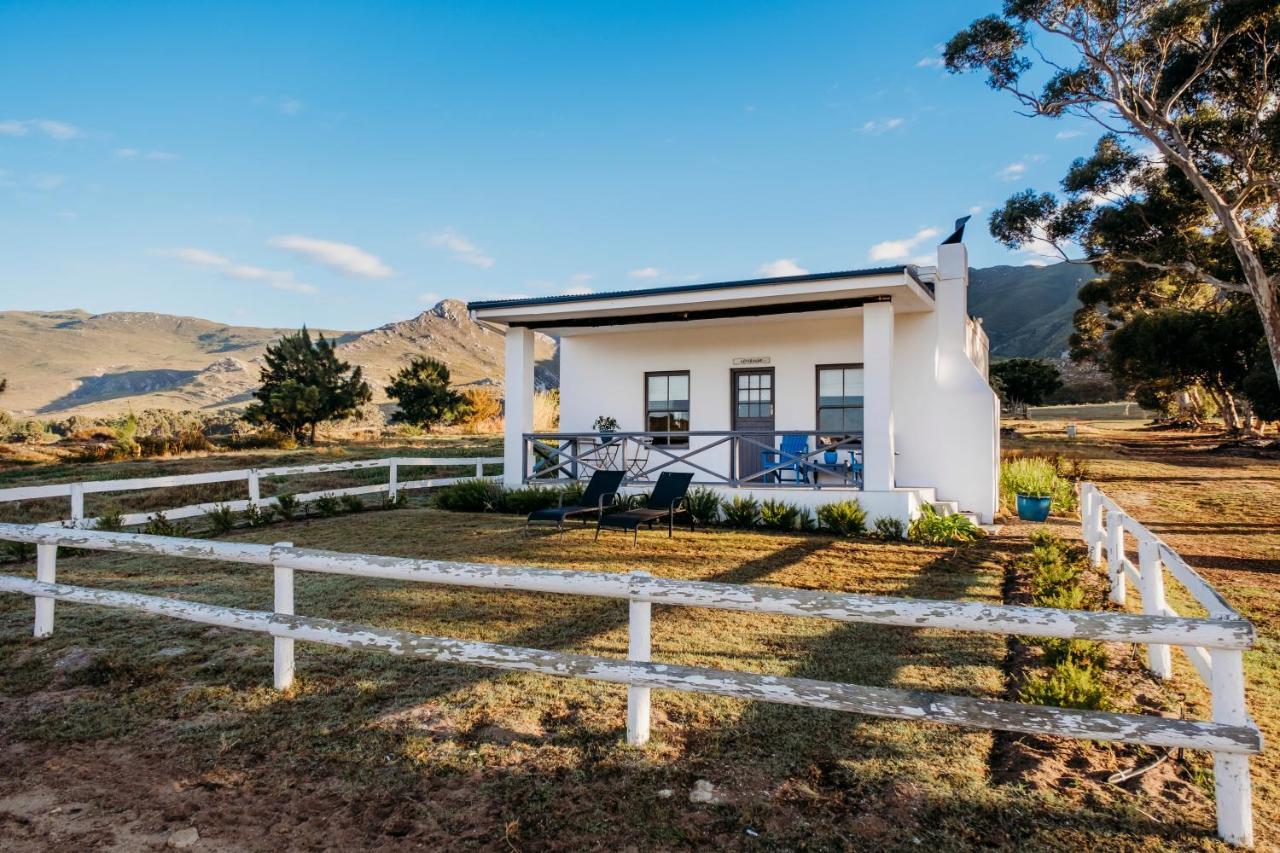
[732,356,771,366]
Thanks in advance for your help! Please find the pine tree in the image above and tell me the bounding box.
[385,356,467,429]
[244,328,372,444]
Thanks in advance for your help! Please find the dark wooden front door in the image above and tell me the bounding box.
[731,367,775,482]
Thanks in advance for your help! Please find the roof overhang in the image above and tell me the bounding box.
[469,267,935,334]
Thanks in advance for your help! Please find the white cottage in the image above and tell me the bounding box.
[469,220,999,523]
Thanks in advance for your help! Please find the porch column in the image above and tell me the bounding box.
[862,300,895,491]
[503,326,535,487]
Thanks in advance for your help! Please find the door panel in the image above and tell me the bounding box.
[731,368,775,481]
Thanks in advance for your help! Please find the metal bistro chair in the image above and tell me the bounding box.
[760,434,811,484]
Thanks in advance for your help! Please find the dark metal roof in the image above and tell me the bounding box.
[467,265,917,312]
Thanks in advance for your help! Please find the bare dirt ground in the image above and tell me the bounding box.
[0,419,1275,850]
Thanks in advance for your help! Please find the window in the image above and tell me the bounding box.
[646,371,690,445]
[816,365,864,436]
[735,371,773,419]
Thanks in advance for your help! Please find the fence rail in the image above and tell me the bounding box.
[0,502,1262,846]
[524,430,864,488]
[0,456,503,528]
[1080,482,1259,847]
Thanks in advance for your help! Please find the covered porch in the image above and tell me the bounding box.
[470,248,996,524]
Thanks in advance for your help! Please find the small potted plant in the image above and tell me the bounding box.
[1008,460,1054,522]
[593,415,620,443]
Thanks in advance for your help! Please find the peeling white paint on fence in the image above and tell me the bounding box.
[0,575,1262,757]
[1080,482,1259,848]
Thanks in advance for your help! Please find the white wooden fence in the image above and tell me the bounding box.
[0,456,502,528]
[0,497,1262,846]
[1080,482,1259,847]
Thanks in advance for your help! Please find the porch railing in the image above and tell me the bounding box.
[523,431,864,488]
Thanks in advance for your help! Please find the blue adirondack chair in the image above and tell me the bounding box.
[760,434,810,484]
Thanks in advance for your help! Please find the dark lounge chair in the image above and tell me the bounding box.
[525,469,625,536]
[595,472,694,544]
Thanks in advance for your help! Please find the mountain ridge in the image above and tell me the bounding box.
[1,263,1090,416]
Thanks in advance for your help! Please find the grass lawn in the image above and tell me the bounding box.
[0,420,1274,850]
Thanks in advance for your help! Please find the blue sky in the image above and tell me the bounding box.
[0,1,1092,330]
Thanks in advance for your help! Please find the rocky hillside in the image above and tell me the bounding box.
[968,262,1099,359]
[0,301,555,417]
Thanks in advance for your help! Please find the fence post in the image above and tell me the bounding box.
[1106,510,1126,605]
[388,460,399,499]
[69,483,84,528]
[1088,490,1105,568]
[627,571,652,746]
[1137,538,1173,679]
[475,459,485,479]
[1209,648,1254,847]
[247,470,261,507]
[33,543,57,638]
[1079,484,1093,543]
[273,541,295,690]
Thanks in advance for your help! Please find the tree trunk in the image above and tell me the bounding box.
[1207,384,1240,433]
[309,422,317,445]
[1255,281,1280,397]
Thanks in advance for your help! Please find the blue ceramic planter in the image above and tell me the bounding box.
[1016,494,1052,522]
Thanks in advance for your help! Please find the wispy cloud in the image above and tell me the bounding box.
[628,267,663,280]
[915,43,945,68]
[1055,129,1083,140]
[115,147,179,161]
[426,228,495,269]
[570,272,594,284]
[859,117,904,135]
[868,227,940,262]
[998,161,1028,181]
[279,98,304,116]
[560,285,594,296]
[0,118,81,140]
[416,291,442,305]
[268,234,394,277]
[154,247,317,294]
[757,258,809,277]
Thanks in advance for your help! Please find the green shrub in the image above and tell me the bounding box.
[208,504,237,535]
[94,505,126,532]
[817,499,868,537]
[381,491,408,510]
[274,493,300,520]
[144,511,180,537]
[339,494,366,513]
[684,487,723,526]
[759,499,803,531]
[797,507,816,532]
[908,504,980,545]
[502,485,560,514]
[1038,638,1107,669]
[435,478,506,513]
[1018,659,1109,711]
[1001,457,1078,515]
[314,494,342,518]
[873,516,906,540]
[3,540,35,562]
[244,503,278,526]
[721,495,761,529]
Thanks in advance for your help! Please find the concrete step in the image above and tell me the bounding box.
[928,500,960,516]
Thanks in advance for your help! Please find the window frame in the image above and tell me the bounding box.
[643,370,691,446]
[814,363,865,441]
